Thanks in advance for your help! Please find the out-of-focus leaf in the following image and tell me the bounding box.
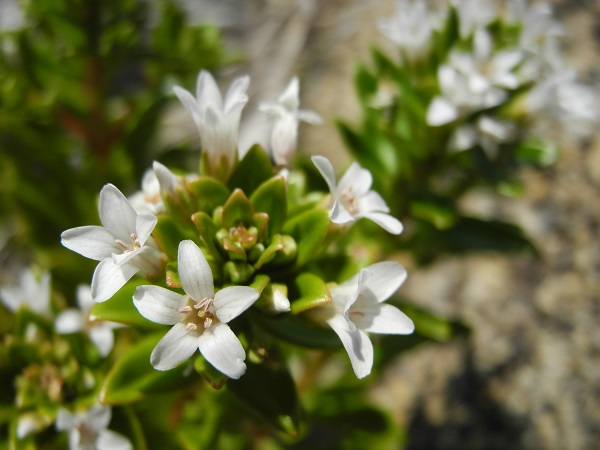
[228,144,273,195]
[410,201,457,230]
[515,138,559,167]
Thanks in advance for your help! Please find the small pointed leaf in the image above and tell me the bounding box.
[250,176,287,237]
[228,144,273,195]
[222,189,254,229]
[187,176,231,215]
[291,273,332,314]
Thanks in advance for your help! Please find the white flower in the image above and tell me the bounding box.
[449,116,514,159]
[259,77,322,166]
[56,405,132,450]
[378,0,435,61]
[61,184,162,303]
[55,285,118,357]
[0,267,51,315]
[311,155,403,235]
[128,161,186,215]
[316,261,414,379]
[133,240,259,378]
[427,30,521,126]
[453,0,495,38]
[173,71,250,179]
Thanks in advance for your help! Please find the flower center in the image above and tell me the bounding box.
[178,297,218,334]
[77,422,97,446]
[115,233,141,253]
[340,187,359,215]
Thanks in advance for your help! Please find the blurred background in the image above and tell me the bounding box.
[1,0,599,449]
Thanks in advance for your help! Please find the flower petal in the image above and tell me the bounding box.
[133,285,187,325]
[153,161,181,195]
[89,325,115,357]
[173,86,202,127]
[55,409,76,431]
[96,430,133,450]
[178,240,214,301]
[85,405,112,431]
[278,76,299,111]
[357,191,390,214]
[426,97,459,126]
[196,70,223,111]
[359,261,407,302]
[55,310,83,334]
[224,75,250,114]
[98,184,138,243]
[197,323,246,379]
[150,322,198,371]
[311,155,337,195]
[61,226,120,261]
[91,259,139,303]
[214,286,259,323]
[361,212,404,234]
[135,213,157,247]
[327,314,373,379]
[76,285,94,313]
[354,303,414,335]
[337,162,372,198]
[330,200,354,224]
[112,247,144,266]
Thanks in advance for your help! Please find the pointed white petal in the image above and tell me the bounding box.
[362,212,404,234]
[111,246,144,266]
[224,75,250,114]
[150,322,198,370]
[214,286,259,323]
[196,70,223,110]
[152,161,181,195]
[76,285,94,312]
[61,226,119,261]
[473,28,492,60]
[327,314,373,379]
[99,184,138,243]
[311,155,337,195]
[278,77,299,110]
[96,430,133,450]
[337,162,372,197]
[85,405,112,430]
[173,86,202,127]
[89,325,115,357]
[450,125,477,151]
[91,259,138,303]
[357,191,390,214]
[178,240,214,301]
[359,261,407,302]
[353,303,414,335]
[55,310,83,334]
[135,213,157,246]
[133,285,187,325]
[55,409,76,431]
[297,109,323,125]
[426,97,459,126]
[197,323,246,379]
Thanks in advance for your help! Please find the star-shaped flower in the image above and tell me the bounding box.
[311,155,403,235]
[61,184,162,303]
[55,285,119,357]
[315,261,414,378]
[0,267,51,315]
[133,240,259,378]
[259,77,322,166]
[173,70,250,180]
[56,405,131,450]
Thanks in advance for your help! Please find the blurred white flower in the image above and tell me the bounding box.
[259,77,322,166]
[378,0,435,61]
[315,262,414,378]
[453,0,495,38]
[56,405,131,450]
[173,71,249,179]
[0,267,51,315]
[133,240,259,378]
[450,116,515,159]
[55,285,119,357]
[61,184,162,303]
[312,156,403,235]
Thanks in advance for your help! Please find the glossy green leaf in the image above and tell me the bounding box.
[187,176,231,215]
[153,215,196,261]
[222,189,254,229]
[89,279,159,328]
[253,234,284,270]
[227,144,273,195]
[282,208,330,267]
[192,211,223,261]
[165,262,182,288]
[249,274,271,294]
[250,176,287,237]
[228,357,301,436]
[100,332,193,405]
[291,273,332,314]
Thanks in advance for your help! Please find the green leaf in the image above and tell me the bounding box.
[221,189,254,229]
[100,332,193,405]
[291,273,332,314]
[192,211,223,261]
[153,215,196,261]
[250,176,287,237]
[253,234,284,270]
[227,144,273,195]
[410,201,456,230]
[228,357,301,436]
[89,279,159,328]
[515,138,559,167]
[187,176,231,215]
[249,274,271,294]
[165,262,182,288]
[251,311,342,349]
[283,209,330,267]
